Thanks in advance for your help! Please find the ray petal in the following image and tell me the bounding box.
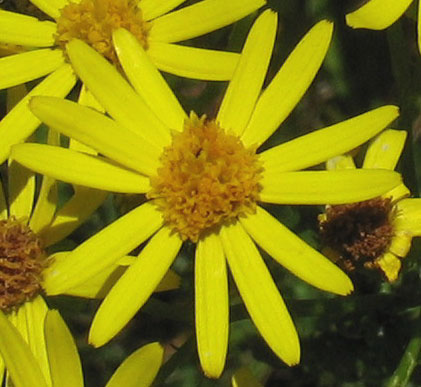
[346,0,412,30]
[41,186,107,247]
[89,227,182,347]
[0,49,64,90]
[241,20,333,147]
[395,199,421,236]
[140,0,187,21]
[45,310,83,387]
[260,169,401,205]
[29,0,68,19]
[220,222,300,365]
[113,29,186,131]
[105,343,164,387]
[0,310,48,387]
[195,233,228,378]
[0,10,56,47]
[261,106,399,173]
[148,0,265,43]
[66,39,170,149]
[217,10,277,136]
[147,41,239,80]
[0,64,77,164]
[11,144,150,194]
[30,96,160,176]
[363,129,407,170]
[42,202,163,295]
[241,206,353,295]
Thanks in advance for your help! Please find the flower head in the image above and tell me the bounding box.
[12,10,402,378]
[0,0,265,163]
[319,129,418,282]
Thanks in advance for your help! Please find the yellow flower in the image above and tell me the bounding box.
[11,10,402,378]
[0,308,164,387]
[319,129,419,282]
[345,0,420,53]
[0,0,265,163]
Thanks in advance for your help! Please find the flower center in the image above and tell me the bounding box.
[319,197,394,271]
[0,217,46,311]
[148,113,263,242]
[55,0,150,65]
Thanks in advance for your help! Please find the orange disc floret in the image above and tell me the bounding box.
[0,217,46,311]
[148,112,263,242]
[55,0,150,65]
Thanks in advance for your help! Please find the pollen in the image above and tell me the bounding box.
[0,217,46,311]
[55,0,150,65]
[319,198,394,271]
[148,113,263,242]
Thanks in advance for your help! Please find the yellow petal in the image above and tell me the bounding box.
[63,254,180,299]
[241,20,333,148]
[0,309,48,387]
[149,0,265,43]
[232,367,263,387]
[389,231,412,258]
[113,29,186,131]
[105,343,164,387]
[383,183,411,203]
[0,10,56,47]
[29,0,68,19]
[363,129,407,169]
[30,96,160,176]
[89,227,182,347]
[376,252,401,282]
[7,159,35,222]
[66,39,170,150]
[43,202,163,295]
[11,144,150,194]
[29,130,60,235]
[326,155,356,170]
[147,41,239,81]
[260,169,402,205]
[0,64,77,164]
[395,198,421,235]
[41,186,107,247]
[44,310,83,387]
[0,49,64,89]
[217,10,277,136]
[346,0,412,30]
[241,206,353,295]
[140,0,186,21]
[19,297,51,385]
[261,106,399,174]
[195,234,228,378]
[77,83,105,113]
[220,222,300,366]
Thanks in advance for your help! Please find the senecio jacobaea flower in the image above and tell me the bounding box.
[319,129,421,282]
[346,0,421,53]
[0,308,164,387]
[12,10,401,378]
[0,0,265,163]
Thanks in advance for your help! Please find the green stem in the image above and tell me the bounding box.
[386,320,421,387]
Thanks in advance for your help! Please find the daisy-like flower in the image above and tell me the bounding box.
[11,10,402,378]
[0,307,165,387]
[0,0,265,163]
[345,0,420,52]
[319,129,420,282]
